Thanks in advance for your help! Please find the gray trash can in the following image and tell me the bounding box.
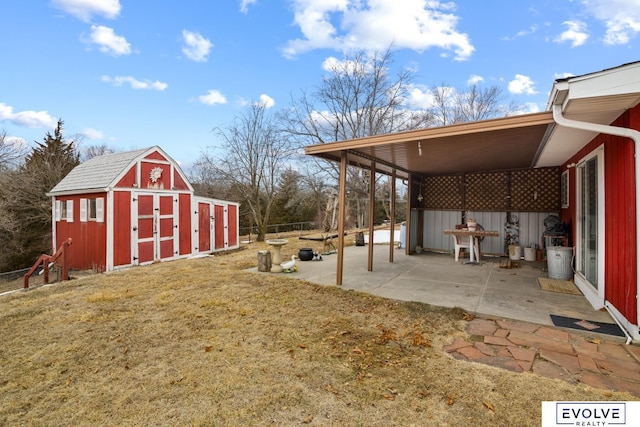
[547,246,573,280]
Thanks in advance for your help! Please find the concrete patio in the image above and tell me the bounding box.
[290,243,615,328]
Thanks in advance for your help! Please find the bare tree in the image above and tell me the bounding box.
[195,103,297,241]
[0,129,28,171]
[80,143,117,161]
[284,48,432,145]
[282,48,433,229]
[430,84,457,126]
[430,83,523,126]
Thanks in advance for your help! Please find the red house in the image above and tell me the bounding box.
[47,146,239,272]
[539,62,640,342]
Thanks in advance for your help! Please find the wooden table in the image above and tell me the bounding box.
[443,229,499,264]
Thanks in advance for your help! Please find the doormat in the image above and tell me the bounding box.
[550,314,625,338]
[537,277,582,295]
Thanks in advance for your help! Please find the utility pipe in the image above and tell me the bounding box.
[552,103,640,344]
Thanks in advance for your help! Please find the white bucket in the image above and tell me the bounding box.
[509,245,521,260]
[547,246,574,280]
[523,247,536,262]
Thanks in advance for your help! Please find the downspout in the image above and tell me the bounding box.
[552,103,640,344]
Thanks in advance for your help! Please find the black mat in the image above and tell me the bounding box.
[550,314,625,338]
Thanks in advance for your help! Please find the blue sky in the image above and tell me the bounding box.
[1,0,639,168]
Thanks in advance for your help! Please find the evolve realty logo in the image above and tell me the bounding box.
[544,402,627,426]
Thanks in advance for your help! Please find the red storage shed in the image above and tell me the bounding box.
[47,146,239,272]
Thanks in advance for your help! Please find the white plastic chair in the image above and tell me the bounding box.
[452,234,480,262]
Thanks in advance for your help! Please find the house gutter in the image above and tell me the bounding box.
[551,99,640,344]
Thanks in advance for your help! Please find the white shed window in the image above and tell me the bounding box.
[66,200,74,222]
[79,197,104,222]
[95,197,104,222]
[55,200,62,221]
[80,198,88,222]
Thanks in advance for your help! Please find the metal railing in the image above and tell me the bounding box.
[0,268,30,282]
[240,221,317,240]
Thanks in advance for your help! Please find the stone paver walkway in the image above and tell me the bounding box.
[444,317,640,397]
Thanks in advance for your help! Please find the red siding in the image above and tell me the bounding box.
[173,169,190,190]
[113,191,131,266]
[562,105,639,323]
[140,161,170,190]
[179,193,192,255]
[116,166,136,187]
[54,193,107,271]
[145,151,167,161]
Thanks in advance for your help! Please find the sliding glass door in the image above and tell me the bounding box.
[576,147,604,308]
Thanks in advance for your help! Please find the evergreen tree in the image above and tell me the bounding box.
[0,120,79,271]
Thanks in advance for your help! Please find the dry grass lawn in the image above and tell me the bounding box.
[1,235,636,426]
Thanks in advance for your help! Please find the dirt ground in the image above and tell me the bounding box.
[0,233,636,426]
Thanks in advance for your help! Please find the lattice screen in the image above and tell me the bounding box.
[466,171,509,211]
[423,175,463,209]
[510,168,560,211]
[421,167,560,212]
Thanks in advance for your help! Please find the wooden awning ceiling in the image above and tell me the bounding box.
[304,111,555,179]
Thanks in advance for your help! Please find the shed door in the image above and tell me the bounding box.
[227,204,237,247]
[134,193,177,264]
[136,194,155,264]
[214,204,225,250]
[158,195,176,259]
[198,202,211,252]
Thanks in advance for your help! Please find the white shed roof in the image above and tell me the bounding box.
[48,146,163,195]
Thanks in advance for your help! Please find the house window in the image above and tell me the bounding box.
[561,170,569,208]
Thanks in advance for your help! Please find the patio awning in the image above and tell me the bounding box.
[305,63,640,177]
[304,111,555,179]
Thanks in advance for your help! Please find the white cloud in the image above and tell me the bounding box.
[508,102,541,116]
[554,20,589,47]
[581,0,640,45]
[467,74,484,85]
[181,30,213,62]
[101,75,168,91]
[86,25,131,56]
[404,84,460,110]
[51,0,121,22]
[0,102,57,129]
[405,84,437,109]
[508,74,538,95]
[257,94,275,108]
[321,56,371,73]
[198,90,228,105]
[283,0,474,61]
[82,128,105,139]
[553,72,575,79]
[239,0,257,13]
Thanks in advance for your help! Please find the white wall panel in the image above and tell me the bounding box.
[420,210,561,256]
[423,210,461,252]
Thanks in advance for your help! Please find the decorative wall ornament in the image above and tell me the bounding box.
[150,167,163,183]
